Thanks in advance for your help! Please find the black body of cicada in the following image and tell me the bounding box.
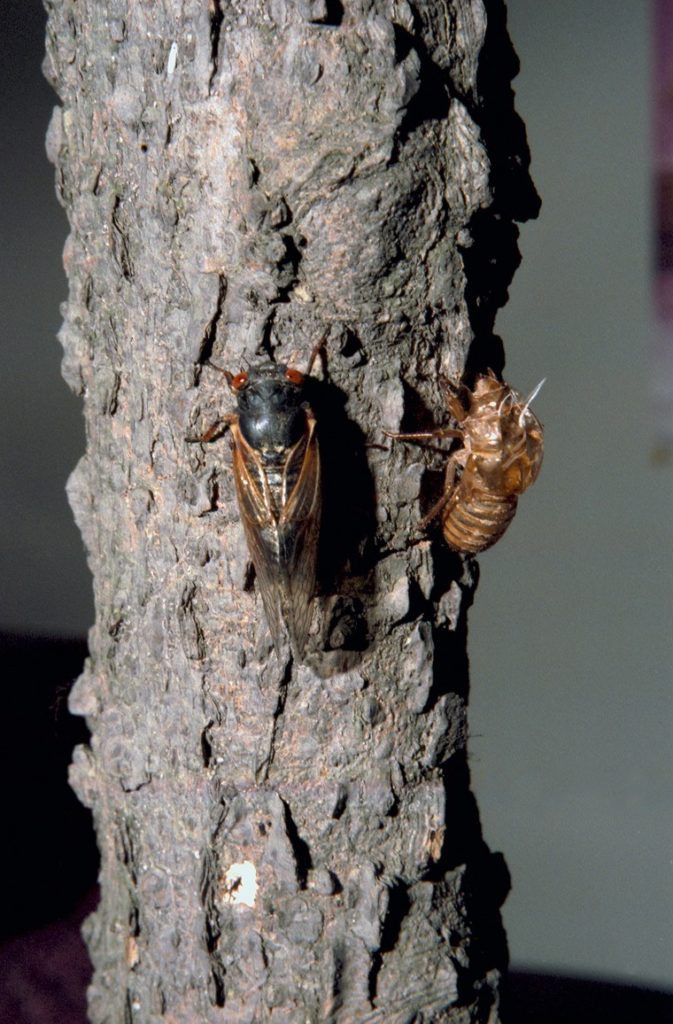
[193,362,321,659]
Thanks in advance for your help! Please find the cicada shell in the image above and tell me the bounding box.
[388,371,544,554]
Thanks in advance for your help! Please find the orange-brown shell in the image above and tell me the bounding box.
[442,374,544,554]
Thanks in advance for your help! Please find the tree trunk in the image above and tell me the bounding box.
[44,1,536,1020]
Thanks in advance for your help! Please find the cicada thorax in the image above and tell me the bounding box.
[238,398,311,520]
[440,374,544,554]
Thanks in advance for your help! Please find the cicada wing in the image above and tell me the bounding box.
[278,415,321,658]
[230,425,284,653]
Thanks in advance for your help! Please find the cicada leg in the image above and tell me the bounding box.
[305,332,329,377]
[186,413,237,444]
[417,457,459,530]
[383,425,463,456]
[441,378,469,424]
[203,361,235,389]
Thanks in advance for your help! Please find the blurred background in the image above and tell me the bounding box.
[1,0,671,1020]
[470,0,673,998]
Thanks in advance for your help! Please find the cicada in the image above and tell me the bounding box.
[387,371,544,554]
[189,355,322,659]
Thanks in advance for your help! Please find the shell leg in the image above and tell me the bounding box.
[384,427,463,455]
[418,457,459,530]
[444,383,469,424]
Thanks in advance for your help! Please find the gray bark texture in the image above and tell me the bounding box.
[44,0,537,1021]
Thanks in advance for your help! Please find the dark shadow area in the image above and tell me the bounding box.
[431,752,511,992]
[0,887,95,1024]
[476,0,541,225]
[461,0,542,377]
[393,22,451,151]
[0,634,98,942]
[304,0,344,26]
[398,378,443,435]
[504,970,673,1024]
[303,370,379,662]
[368,877,412,1000]
[429,544,479,705]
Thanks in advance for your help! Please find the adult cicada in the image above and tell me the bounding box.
[189,354,322,659]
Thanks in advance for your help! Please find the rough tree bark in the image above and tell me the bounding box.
[44,1,537,1021]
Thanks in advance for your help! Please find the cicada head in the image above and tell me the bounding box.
[464,374,510,455]
[470,372,507,408]
[234,363,310,451]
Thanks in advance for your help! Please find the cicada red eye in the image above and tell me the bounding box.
[232,372,249,391]
[285,368,304,385]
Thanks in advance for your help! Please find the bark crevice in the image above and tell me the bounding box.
[208,0,225,92]
[197,273,228,369]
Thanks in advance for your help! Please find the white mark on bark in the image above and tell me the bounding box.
[223,861,258,907]
[167,41,178,76]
